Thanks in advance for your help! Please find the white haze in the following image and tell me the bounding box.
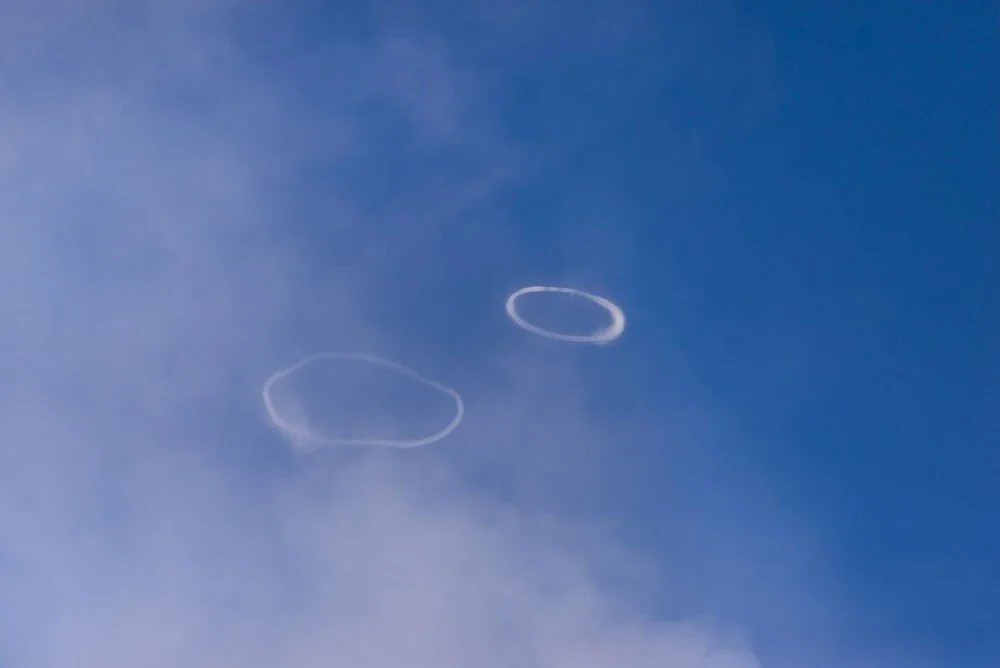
[0,2,767,666]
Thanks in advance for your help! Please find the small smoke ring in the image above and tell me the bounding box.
[262,352,464,448]
[505,286,626,345]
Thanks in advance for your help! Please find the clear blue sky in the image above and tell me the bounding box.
[233,1,998,665]
[499,2,999,664]
[529,3,999,664]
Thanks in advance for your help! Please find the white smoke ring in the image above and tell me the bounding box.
[505,286,626,344]
[262,352,464,448]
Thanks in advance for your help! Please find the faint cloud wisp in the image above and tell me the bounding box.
[0,3,763,668]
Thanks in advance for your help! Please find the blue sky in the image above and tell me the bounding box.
[0,1,995,667]
[284,2,996,662]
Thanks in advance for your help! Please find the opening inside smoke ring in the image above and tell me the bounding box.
[261,353,464,449]
[505,286,626,344]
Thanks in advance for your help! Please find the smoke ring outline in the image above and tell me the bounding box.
[262,352,464,448]
[505,285,626,344]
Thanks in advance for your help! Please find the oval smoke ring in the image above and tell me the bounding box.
[262,353,464,449]
[505,286,626,345]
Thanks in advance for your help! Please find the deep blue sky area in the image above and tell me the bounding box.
[715,1,998,657]
[564,2,996,664]
[236,1,997,665]
[491,2,998,664]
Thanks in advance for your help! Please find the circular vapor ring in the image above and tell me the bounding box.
[505,286,626,344]
[262,352,464,448]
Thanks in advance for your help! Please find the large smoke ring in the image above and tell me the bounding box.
[262,353,464,448]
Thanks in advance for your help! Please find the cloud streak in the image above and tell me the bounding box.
[0,2,811,667]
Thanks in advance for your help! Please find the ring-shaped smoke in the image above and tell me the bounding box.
[505,285,626,344]
[262,353,464,448]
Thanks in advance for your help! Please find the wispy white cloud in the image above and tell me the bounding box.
[0,2,784,667]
